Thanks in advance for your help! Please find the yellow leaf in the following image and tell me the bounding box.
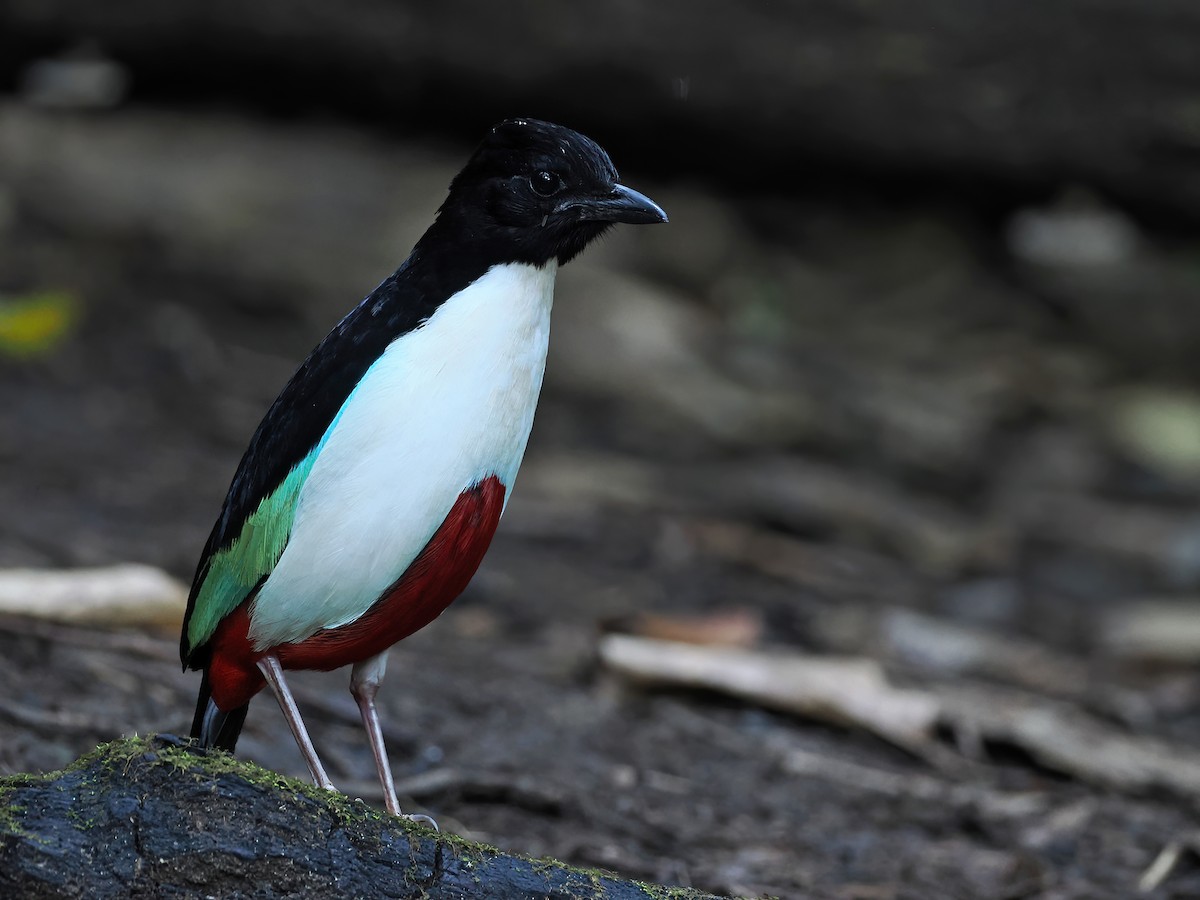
[0,291,77,357]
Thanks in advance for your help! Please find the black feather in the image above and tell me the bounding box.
[180,118,650,671]
[191,668,250,751]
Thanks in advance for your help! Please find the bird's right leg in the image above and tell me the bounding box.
[257,653,335,791]
[351,652,438,829]
[350,652,400,815]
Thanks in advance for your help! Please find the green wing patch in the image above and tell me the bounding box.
[186,450,319,654]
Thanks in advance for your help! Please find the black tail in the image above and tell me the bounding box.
[191,668,250,752]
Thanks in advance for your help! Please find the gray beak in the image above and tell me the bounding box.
[560,183,668,225]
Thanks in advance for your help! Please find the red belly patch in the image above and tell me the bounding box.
[206,475,506,710]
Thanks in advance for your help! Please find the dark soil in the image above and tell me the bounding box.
[3,103,1200,900]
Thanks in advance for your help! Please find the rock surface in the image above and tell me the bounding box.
[0,735,720,900]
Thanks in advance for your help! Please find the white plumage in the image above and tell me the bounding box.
[248,261,557,649]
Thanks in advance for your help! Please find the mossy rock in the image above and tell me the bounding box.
[0,734,725,899]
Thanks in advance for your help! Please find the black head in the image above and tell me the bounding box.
[432,118,667,267]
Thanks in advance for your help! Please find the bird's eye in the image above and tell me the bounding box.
[529,170,562,197]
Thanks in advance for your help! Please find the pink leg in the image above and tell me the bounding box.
[351,652,437,829]
[257,654,335,791]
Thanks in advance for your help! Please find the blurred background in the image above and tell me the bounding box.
[3,3,1200,897]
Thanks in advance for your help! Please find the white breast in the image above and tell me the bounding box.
[248,261,557,649]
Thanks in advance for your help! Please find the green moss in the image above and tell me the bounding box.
[0,735,729,899]
[65,804,94,832]
[0,771,40,791]
[523,849,728,899]
[435,825,502,861]
[387,813,660,898]
[0,797,26,836]
[0,787,52,847]
[633,881,728,900]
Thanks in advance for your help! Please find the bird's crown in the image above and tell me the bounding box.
[430,118,664,266]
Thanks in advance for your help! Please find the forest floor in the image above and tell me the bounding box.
[3,104,1200,899]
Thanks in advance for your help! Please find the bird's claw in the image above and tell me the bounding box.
[403,812,439,831]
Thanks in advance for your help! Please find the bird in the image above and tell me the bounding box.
[179,118,667,823]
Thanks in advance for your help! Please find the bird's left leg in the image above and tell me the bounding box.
[257,654,336,791]
[350,651,437,829]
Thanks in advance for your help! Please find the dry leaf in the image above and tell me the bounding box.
[598,633,939,750]
[1099,601,1200,664]
[937,684,1200,801]
[0,564,187,629]
[603,609,763,648]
